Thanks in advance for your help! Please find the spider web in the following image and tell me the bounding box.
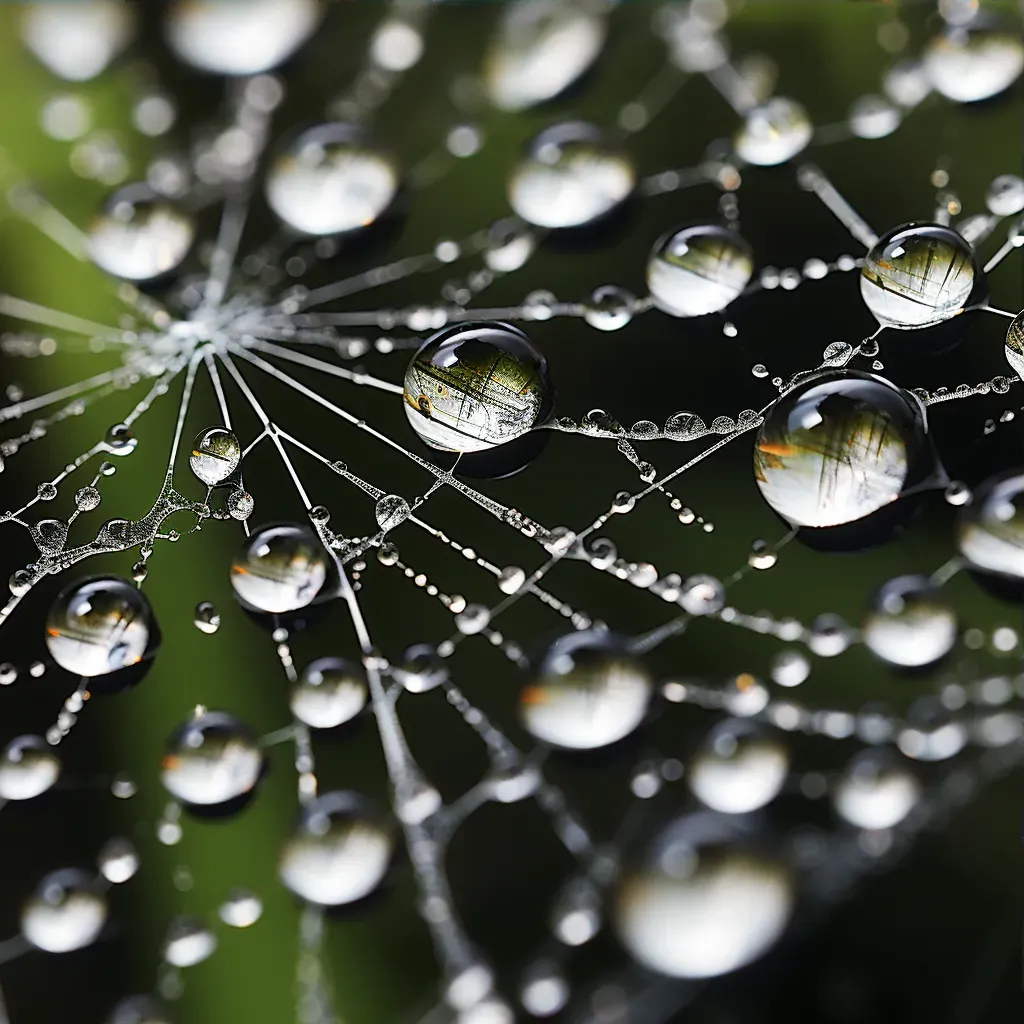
[0,3,1022,1023]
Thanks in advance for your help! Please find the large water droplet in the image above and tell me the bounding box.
[483,1,606,112]
[647,224,753,318]
[615,815,793,978]
[265,122,399,236]
[520,631,652,750]
[375,493,411,531]
[986,174,1024,216]
[923,27,1024,103]
[404,322,553,453]
[230,524,327,613]
[279,791,394,906]
[391,644,448,693]
[21,868,107,953]
[861,223,974,329]
[862,575,957,667]
[219,888,263,928]
[22,1,134,82]
[508,121,635,229]
[189,427,240,486]
[163,915,217,967]
[754,371,928,529]
[733,97,812,166]
[165,0,320,75]
[0,736,61,801]
[161,710,264,807]
[956,469,1024,580]
[45,576,154,677]
[290,657,367,730]
[688,720,789,814]
[833,750,920,830]
[97,837,139,884]
[88,183,194,282]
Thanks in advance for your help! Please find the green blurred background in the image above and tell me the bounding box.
[0,2,1022,1022]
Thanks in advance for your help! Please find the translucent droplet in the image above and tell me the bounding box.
[230,524,327,613]
[279,791,393,906]
[722,673,770,716]
[897,697,967,761]
[956,469,1024,579]
[219,888,263,928]
[584,285,635,331]
[861,223,974,328]
[664,410,706,440]
[103,423,137,457]
[193,601,220,635]
[833,750,920,830]
[808,614,850,657]
[689,720,788,815]
[647,224,754,318]
[21,868,107,953]
[75,486,101,511]
[9,569,33,597]
[923,28,1024,103]
[615,815,794,978]
[227,488,254,521]
[847,93,901,138]
[370,18,423,71]
[551,878,601,946]
[22,1,134,82]
[770,650,810,688]
[679,574,724,616]
[161,711,264,807]
[483,2,606,112]
[403,322,553,453]
[863,575,957,668]
[986,174,1024,216]
[45,576,153,677]
[375,493,410,531]
[396,777,443,825]
[520,631,652,750]
[747,539,777,570]
[165,0,320,75]
[883,58,932,107]
[519,960,569,1017]
[189,427,240,486]
[290,657,367,730]
[455,603,491,635]
[392,644,447,693]
[88,183,194,282]
[508,121,635,229]
[163,915,217,968]
[497,565,526,594]
[733,97,812,166]
[111,772,136,799]
[97,837,139,884]
[488,761,541,804]
[0,736,61,801]
[265,122,399,236]
[754,370,928,529]
[37,481,58,501]
[1004,309,1024,383]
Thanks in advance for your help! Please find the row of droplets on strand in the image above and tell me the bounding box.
[2,0,1024,1019]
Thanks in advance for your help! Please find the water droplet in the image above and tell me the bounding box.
[519,960,570,1017]
[218,888,263,928]
[162,915,217,968]
[747,539,777,569]
[291,657,367,729]
[265,122,399,236]
[396,777,443,825]
[45,576,154,677]
[834,750,920,829]
[897,697,967,761]
[497,565,526,594]
[88,183,194,282]
[391,644,447,693]
[223,489,252,521]
[1005,309,1024,383]
[193,601,220,635]
[508,121,635,229]
[111,772,136,799]
[770,650,810,688]
[551,878,601,946]
[584,285,635,331]
[647,224,754,317]
[279,791,394,906]
[689,720,789,814]
[21,868,107,953]
[9,569,33,597]
[377,542,400,566]
[923,27,1024,104]
[229,524,327,613]
[754,370,928,529]
[615,815,794,978]
[861,223,974,328]
[520,631,652,750]
[0,736,61,800]
[455,603,491,635]
[37,481,58,501]
[166,0,321,75]
[664,410,706,440]
[863,575,957,668]
[189,427,240,486]
[484,3,605,111]
[97,837,139,884]
[161,710,264,806]
[74,486,101,511]
[808,614,850,657]
[956,469,1024,579]
[22,1,134,82]
[679,574,724,616]
[375,493,410,531]
[484,218,535,272]
[404,322,553,453]
[848,93,901,138]
[733,97,812,166]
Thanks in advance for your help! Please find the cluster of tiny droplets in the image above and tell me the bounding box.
[0,1,1023,1022]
